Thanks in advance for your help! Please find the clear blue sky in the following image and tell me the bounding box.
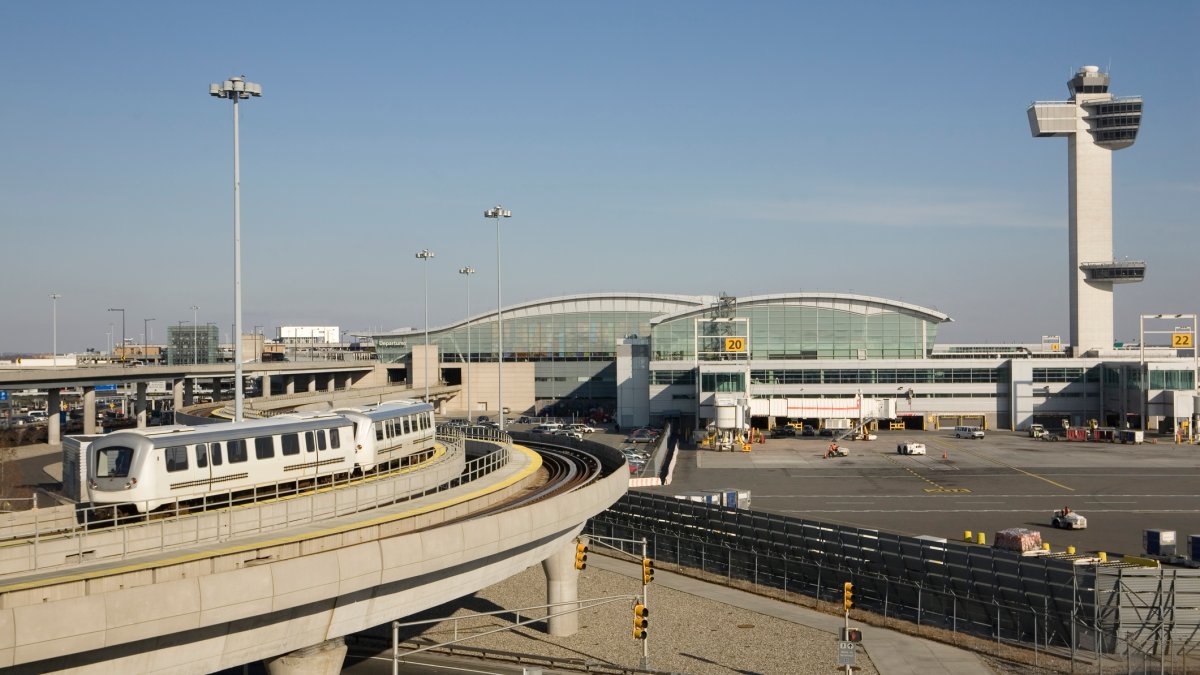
[2,1,1196,353]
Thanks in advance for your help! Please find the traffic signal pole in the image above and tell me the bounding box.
[641,537,650,670]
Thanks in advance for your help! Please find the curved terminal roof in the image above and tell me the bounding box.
[378,292,716,338]
[649,292,953,326]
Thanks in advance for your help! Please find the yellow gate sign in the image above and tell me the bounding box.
[1172,332,1193,348]
[724,337,746,352]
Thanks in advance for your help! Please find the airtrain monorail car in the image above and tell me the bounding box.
[87,400,436,513]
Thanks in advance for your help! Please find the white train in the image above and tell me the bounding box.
[87,400,437,513]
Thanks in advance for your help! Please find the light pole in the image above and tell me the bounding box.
[210,75,262,422]
[459,266,475,417]
[144,318,155,365]
[484,205,511,428]
[107,308,126,365]
[191,305,199,365]
[49,293,61,366]
[415,249,435,401]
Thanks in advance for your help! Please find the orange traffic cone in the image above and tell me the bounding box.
[942,450,948,460]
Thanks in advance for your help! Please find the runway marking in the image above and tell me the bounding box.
[923,487,971,493]
[942,443,1075,492]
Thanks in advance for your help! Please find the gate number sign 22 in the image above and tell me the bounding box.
[1173,333,1194,348]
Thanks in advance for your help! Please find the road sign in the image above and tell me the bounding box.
[0,391,8,401]
[837,641,856,666]
[95,384,117,391]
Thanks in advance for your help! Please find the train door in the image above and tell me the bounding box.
[188,442,213,498]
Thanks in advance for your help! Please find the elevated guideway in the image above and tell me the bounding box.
[0,430,628,674]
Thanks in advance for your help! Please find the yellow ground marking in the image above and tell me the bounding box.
[935,441,1075,492]
[0,444,543,594]
[882,454,968,493]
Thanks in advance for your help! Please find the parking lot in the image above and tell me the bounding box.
[643,429,1200,556]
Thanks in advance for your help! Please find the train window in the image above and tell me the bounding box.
[96,447,134,478]
[281,434,300,456]
[195,444,208,469]
[376,424,385,442]
[228,439,247,463]
[329,429,341,449]
[165,446,188,472]
[317,431,327,451]
[211,442,224,466]
[255,437,274,460]
[305,431,315,452]
[400,417,408,435]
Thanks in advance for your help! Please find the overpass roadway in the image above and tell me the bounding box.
[0,432,627,674]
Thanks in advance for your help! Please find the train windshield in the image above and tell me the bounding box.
[96,446,134,478]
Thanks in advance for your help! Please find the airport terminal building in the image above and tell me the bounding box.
[366,291,1198,435]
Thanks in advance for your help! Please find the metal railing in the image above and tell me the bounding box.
[0,430,517,577]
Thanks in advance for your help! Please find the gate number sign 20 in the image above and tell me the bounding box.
[724,337,746,352]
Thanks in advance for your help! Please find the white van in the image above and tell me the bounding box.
[953,426,985,439]
[532,423,563,434]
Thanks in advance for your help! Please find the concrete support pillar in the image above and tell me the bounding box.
[82,386,97,435]
[183,379,195,406]
[135,382,149,428]
[541,538,582,637]
[326,373,336,393]
[210,378,223,401]
[264,637,347,675]
[46,389,62,445]
[307,374,317,393]
[172,378,185,415]
[261,375,272,398]
[285,376,296,395]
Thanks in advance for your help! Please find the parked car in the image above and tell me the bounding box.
[553,429,584,440]
[620,447,648,460]
[770,426,796,438]
[802,425,816,437]
[568,423,598,434]
[625,433,655,444]
[818,428,836,437]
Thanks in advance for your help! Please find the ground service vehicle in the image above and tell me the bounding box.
[1029,423,1046,438]
[954,426,985,439]
[88,400,436,513]
[1051,509,1087,529]
[897,442,926,455]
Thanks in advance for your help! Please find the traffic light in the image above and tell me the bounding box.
[632,603,649,639]
[641,558,655,585]
[574,542,588,571]
[840,627,863,642]
[843,581,855,612]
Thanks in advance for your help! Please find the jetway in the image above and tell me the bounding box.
[750,396,897,421]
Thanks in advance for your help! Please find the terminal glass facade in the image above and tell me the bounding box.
[167,324,219,365]
[652,303,938,361]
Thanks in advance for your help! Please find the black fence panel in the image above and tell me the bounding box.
[588,492,1100,652]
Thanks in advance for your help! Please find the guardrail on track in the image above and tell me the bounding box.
[587,493,1200,671]
[0,429,516,578]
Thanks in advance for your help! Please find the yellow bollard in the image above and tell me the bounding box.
[1098,551,1107,562]
[1043,542,1051,551]
[964,530,973,542]
[1067,546,1076,555]
[977,532,986,545]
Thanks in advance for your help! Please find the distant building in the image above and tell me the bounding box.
[167,324,220,365]
[279,326,340,345]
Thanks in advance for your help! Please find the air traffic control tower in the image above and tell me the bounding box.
[1028,65,1144,355]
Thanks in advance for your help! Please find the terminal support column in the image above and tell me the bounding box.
[135,382,149,428]
[261,374,272,398]
[307,374,317,393]
[46,389,61,445]
[541,540,581,636]
[172,378,185,417]
[263,637,346,675]
[285,376,296,395]
[183,378,195,406]
[82,386,97,435]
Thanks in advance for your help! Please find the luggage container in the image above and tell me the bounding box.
[1190,534,1200,562]
[1145,529,1176,556]
[707,488,751,509]
[1065,428,1088,442]
[994,528,1043,553]
[1119,429,1144,444]
[674,492,722,506]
